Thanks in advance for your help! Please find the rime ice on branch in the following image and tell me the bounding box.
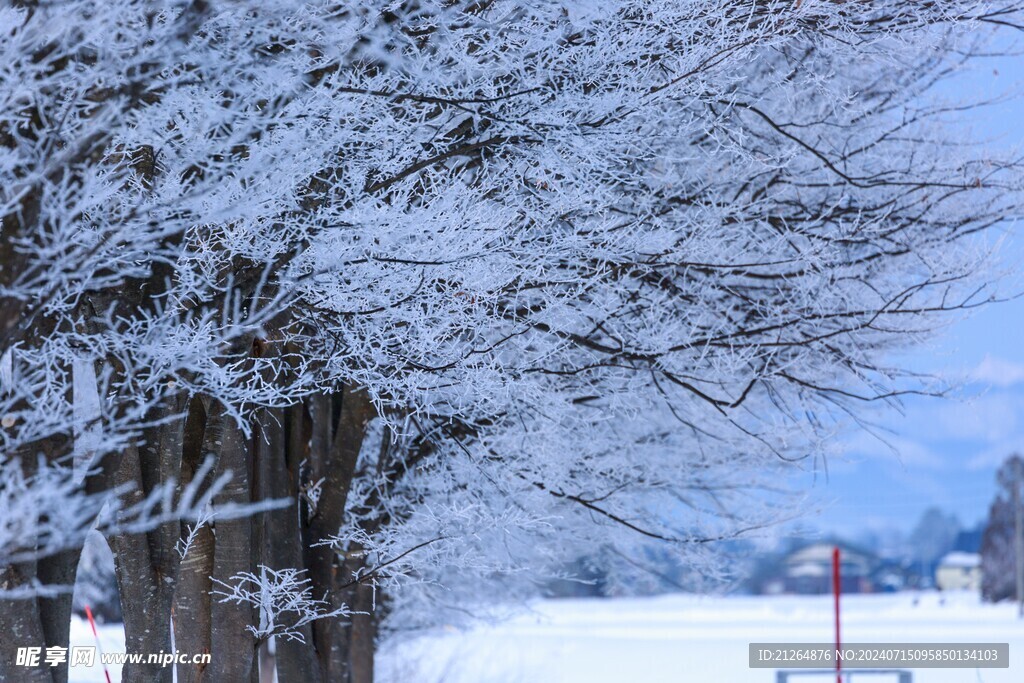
[1,1,1022,682]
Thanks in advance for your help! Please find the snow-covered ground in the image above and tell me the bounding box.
[68,615,129,683]
[69,591,1023,682]
[378,592,1024,683]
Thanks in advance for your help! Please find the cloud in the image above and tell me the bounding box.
[929,394,1021,443]
[839,429,947,470]
[966,435,1024,470]
[969,354,1024,388]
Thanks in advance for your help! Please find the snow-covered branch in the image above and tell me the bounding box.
[212,566,349,644]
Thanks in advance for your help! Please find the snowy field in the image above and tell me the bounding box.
[379,592,1024,683]
[69,591,1023,682]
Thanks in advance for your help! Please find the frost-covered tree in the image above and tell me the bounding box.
[982,454,1024,603]
[0,2,336,680]
[1,2,1022,683]
[908,507,961,571]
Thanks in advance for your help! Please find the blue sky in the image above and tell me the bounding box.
[804,295,1024,538]
[794,39,1024,540]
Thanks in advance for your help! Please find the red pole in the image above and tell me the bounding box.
[833,546,842,683]
[84,604,113,683]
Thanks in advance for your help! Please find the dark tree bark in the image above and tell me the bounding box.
[304,387,375,682]
[109,446,171,683]
[174,398,215,683]
[0,563,52,683]
[0,437,79,683]
[348,579,377,683]
[108,395,190,683]
[37,550,81,683]
[206,399,256,681]
[267,402,322,683]
[35,430,80,683]
[173,520,214,683]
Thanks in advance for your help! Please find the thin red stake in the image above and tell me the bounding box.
[83,604,113,683]
[833,546,842,683]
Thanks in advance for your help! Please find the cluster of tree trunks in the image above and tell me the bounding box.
[0,381,380,683]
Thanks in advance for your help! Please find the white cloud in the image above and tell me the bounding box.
[930,394,1021,443]
[840,430,947,470]
[969,354,1024,388]
[966,435,1024,470]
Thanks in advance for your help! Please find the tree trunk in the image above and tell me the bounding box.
[173,521,214,683]
[33,430,77,683]
[0,440,80,683]
[205,400,256,681]
[108,395,189,683]
[267,403,322,683]
[109,443,174,683]
[0,563,52,683]
[348,579,377,683]
[174,398,214,683]
[37,549,81,683]
[305,387,374,681]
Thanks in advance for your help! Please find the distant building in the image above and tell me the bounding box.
[746,540,922,595]
[782,542,876,594]
[935,552,981,591]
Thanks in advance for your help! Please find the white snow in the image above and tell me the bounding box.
[68,591,1024,682]
[377,591,1024,683]
[938,553,981,569]
[67,616,129,683]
